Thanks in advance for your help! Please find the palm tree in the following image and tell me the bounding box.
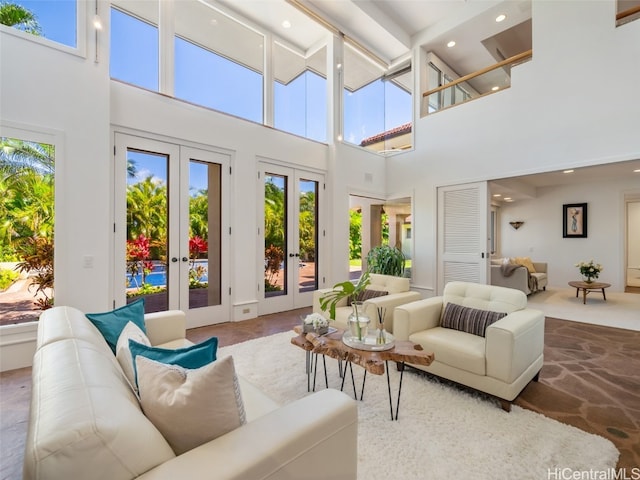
[0,138,54,175]
[0,2,42,36]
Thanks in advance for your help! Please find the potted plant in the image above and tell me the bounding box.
[366,245,405,277]
[320,271,371,341]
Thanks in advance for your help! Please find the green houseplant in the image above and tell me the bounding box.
[319,271,371,341]
[366,245,405,277]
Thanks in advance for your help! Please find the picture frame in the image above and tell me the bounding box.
[563,203,588,238]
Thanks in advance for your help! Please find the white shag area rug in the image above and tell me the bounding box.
[219,332,619,480]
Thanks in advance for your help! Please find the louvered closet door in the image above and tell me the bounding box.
[437,182,490,293]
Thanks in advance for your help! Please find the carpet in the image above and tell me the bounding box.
[219,331,619,480]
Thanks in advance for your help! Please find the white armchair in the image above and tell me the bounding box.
[313,273,421,333]
[393,281,545,410]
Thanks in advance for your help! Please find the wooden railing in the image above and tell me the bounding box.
[422,49,532,99]
[616,4,640,21]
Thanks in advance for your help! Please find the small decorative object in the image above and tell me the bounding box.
[575,260,602,283]
[376,307,387,345]
[301,313,329,335]
[563,203,588,238]
[348,301,370,342]
[509,221,524,230]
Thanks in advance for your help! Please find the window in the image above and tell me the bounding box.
[1,0,77,49]
[174,1,263,123]
[110,3,159,91]
[343,44,412,154]
[0,137,55,325]
[274,43,327,142]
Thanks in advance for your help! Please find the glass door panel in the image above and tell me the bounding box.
[264,173,288,298]
[125,149,169,313]
[298,178,318,293]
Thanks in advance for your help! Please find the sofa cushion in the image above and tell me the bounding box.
[443,281,527,315]
[116,321,151,392]
[441,303,507,337]
[136,355,246,455]
[409,327,486,376]
[129,336,218,386]
[368,273,410,294]
[86,299,147,353]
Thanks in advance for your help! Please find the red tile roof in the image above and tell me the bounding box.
[359,122,412,147]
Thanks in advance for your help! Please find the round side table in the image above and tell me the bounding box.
[568,281,611,304]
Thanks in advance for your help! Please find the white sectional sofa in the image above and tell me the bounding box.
[393,282,545,409]
[23,306,357,480]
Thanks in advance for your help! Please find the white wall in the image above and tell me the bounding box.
[497,177,639,290]
[387,0,640,294]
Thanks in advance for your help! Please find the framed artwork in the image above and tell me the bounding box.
[563,203,588,238]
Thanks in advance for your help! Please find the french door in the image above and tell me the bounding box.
[114,134,230,328]
[258,162,323,315]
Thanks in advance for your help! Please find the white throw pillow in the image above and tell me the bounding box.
[136,355,246,455]
[115,321,151,392]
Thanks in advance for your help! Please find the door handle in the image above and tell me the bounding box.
[182,257,188,262]
[171,257,178,263]
[289,253,295,257]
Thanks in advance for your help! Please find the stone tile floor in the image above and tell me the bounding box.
[1,311,638,479]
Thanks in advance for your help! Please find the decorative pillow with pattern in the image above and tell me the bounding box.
[136,355,246,455]
[347,289,389,306]
[441,302,507,337]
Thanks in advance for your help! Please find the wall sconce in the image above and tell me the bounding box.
[509,221,524,230]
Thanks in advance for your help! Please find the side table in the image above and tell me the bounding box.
[568,281,611,304]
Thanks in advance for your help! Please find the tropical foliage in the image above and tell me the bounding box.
[0,137,55,308]
[0,2,42,36]
[366,244,406,277]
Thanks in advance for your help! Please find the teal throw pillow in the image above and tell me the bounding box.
[129,336,218,386]
[86,298,147,353]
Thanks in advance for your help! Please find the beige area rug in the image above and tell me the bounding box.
[219,332,619,480]
[527,288,640,331]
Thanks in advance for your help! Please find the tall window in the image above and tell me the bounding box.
[0,137,55,325]
[343,44,412,154]
[274,43,327,142]
[0,0,77,48]
[174,0,263,123]
[110,3,159,91]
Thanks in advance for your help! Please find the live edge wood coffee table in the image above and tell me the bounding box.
[291,327,434,420]
[568,281,611,304]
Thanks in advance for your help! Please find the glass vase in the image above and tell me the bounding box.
[583,276,594,284]
[348,301,370,342]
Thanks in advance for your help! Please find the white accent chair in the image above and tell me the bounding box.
[312,273,421,333]
[393,281,545,410]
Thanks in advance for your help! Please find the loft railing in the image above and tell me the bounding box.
[616,4,640,25]
[422,49,533,115]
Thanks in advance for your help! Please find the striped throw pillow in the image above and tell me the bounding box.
[441,303,507,337]
[347,289,388,306]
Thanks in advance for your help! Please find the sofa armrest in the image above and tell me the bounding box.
[362,291,422,332]
[144,310,187,346]
[490,265,530,294]
[485,309,545,383]
[532,262,547,274]
[138,389,357,480]
[392,297,444,341]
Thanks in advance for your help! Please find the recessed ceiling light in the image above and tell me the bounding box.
[496,14,506,22]
[634,169,640,173]
[504,197,512,201]
[447,41,456,48]
[563,169,574,173]
[493,194,502,197]
[282,20,291,28]
[491,86,499,91]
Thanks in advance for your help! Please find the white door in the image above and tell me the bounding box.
[258,162,324,315]
[115,133,230,328]
[437,182,490,293]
